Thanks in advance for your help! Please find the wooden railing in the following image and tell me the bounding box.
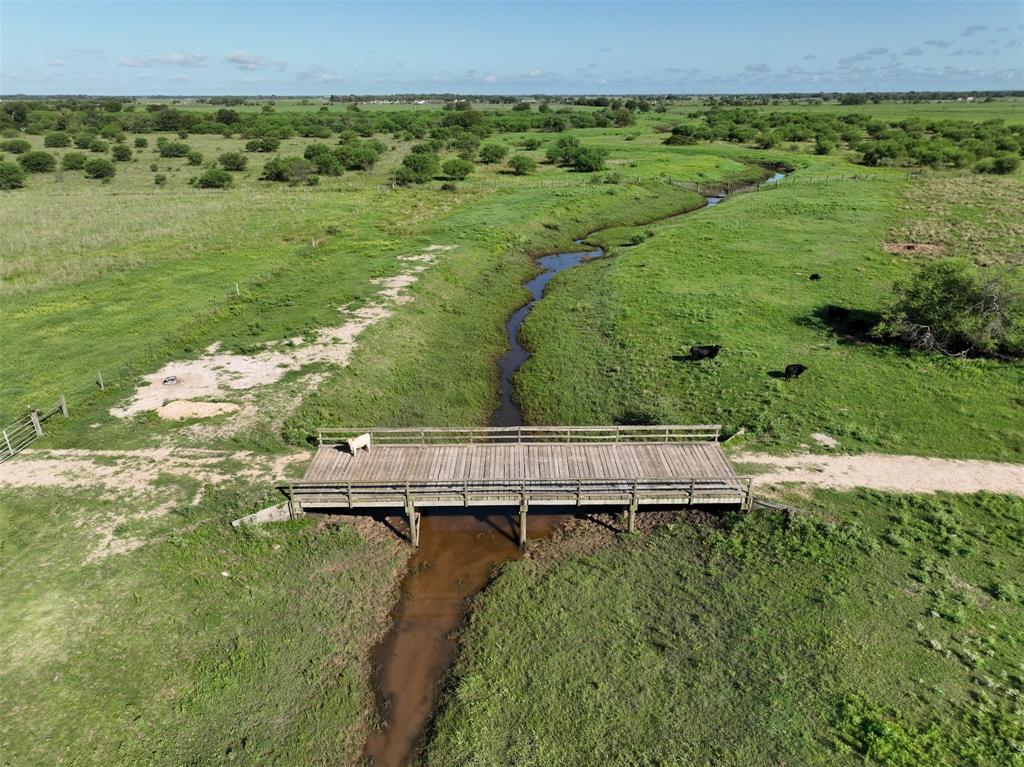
[316,424,721,446]
[1,396,68,463]
[280,475,752,509]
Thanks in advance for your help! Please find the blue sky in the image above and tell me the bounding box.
[2,1,1022,95]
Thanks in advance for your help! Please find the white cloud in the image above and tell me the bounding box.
[962,25,988,37]
[119,52,207,68]
[924,39,954,49]
[901,46,924,56]
[224,50,286,72]
[838,47,887,69]
[745,62,770,73]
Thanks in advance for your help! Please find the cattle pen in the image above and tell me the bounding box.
[278,425,753,546]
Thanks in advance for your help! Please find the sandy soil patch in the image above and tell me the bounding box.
[156,401,240,420]
[810,432,838,448]
[111,246,450,420]
[733,452,1024,496]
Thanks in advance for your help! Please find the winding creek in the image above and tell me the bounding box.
[362,169,785,766]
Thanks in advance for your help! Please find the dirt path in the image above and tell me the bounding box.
[732,452,1024,496]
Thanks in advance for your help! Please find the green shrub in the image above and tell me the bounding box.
[195,168,233,188]
[442,158,474,180]
[303,143,343,175]
[876,259,1023,358]
[111,144,132,161]
[17,150,57,173]
[218,151,247,171]
[395,150,439,184]
[508,154,536,175]
[158,141,191,158]
[260,156,316,183]
[83,158,116,179]
[44,132,71,148]
[73,132,96,149]
[134,137,148,149]
[0,160,26,189]
[186,150,203,166]
[245,137,280,153]
[478,143,508,164]
[154,173,167,186]
[0,138,31,154]
[88,138,109,153]
[61,152,87,170]
[520,137,542,151]
[975,155,1021,175]
[569,145,609,172]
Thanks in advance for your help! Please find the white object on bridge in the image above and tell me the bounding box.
[346,432,372,454]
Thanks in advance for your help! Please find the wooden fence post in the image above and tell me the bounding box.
[29,410,43,438]
[97,370,105,390]
[2,429,12,457]
[59,394,68,418]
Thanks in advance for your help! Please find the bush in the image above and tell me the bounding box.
[83,158,116,179]
[44,132,71,148]
[134,137,148,149]
[88,138,109,153]
[261,156,316,183]
[546,135,582,164]
[0,160,26,189]
[17,150,57,173]
[478,143,508,164]
[218,151,247,171]
[336,141,380,170]
[876,259,1023,358]
[396,150,439,184]
[62,152,87,170]
[442,158,474,180]
[303,143,343,176]
[569,145,609,172]
[186,150,203,166]
[245,137,280,153]
[195,168,233,188]
[976,155,1021,175]
[154,173,167,186]
[0,138,31,154]
[520,137,542,151]
[111,144,132,161]
[508,154,537,175]
[158,140,191,158]
[73,132,96,149]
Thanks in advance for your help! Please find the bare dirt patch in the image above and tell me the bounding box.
[733,452,1024,496]
[111,246,450,420]
[156,400,240,420]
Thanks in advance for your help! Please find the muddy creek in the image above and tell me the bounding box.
[361,170,785,765]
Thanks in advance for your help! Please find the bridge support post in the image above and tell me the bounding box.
[518,498,528,549]
[406,501,421,548]
[627,495,638,534]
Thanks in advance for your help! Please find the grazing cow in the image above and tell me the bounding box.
[346,432,372,454]
[689,344,721,360]
[784,364,807,380]
[825,305,850,321]
[809,273,822,281]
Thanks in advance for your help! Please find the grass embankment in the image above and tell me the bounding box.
[516,152,1024,460]
[427,491,1024,766]
[0,482,404,765]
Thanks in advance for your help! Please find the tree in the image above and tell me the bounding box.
[195,168,233,188]
[0,160,26,189]
[17,150,56,173]
[44,132,71,148]
[219,151,247,171]
[569,145,608,172]
[396,150,439,184]
[303,143,343,175]
[134,137,149,149]
[814,136,836,155]
[876,259,1022,358]
[62,152,87,170]
[111,144,132,161]
[976,155,1021,175]
[442,158,474,180]
[245,137,279,152]
[508,154,536,175]
[336,142,380,170]
[83,158,116,179]
[512,101,532,111]
[478,144,508,164]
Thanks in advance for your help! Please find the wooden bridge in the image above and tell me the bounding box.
[279,425,752,546]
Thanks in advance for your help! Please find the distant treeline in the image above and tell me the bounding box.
[666,107,1024,173]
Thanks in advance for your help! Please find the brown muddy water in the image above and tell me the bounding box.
[360,170,786,765]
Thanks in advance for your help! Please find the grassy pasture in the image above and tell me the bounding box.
[426,490,1024,766]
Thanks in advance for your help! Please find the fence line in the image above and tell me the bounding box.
[1,395,68,462]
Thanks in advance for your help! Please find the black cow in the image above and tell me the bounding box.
[809,273,822,281]
[825,305,850,321]
[689,344,721,360]
[784,364,807,380]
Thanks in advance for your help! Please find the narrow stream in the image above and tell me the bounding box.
[361,170,785,766]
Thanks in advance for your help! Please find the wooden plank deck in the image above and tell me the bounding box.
[303,442,735,484]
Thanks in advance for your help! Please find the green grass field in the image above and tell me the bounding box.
[426,491,1024,766]
[1,98,1022,766]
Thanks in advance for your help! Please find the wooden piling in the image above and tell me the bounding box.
[58,394,68,418]
[29,410,43,438]
[627,495,638,534]
[406,501,421,547]
[518,498,528,549]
